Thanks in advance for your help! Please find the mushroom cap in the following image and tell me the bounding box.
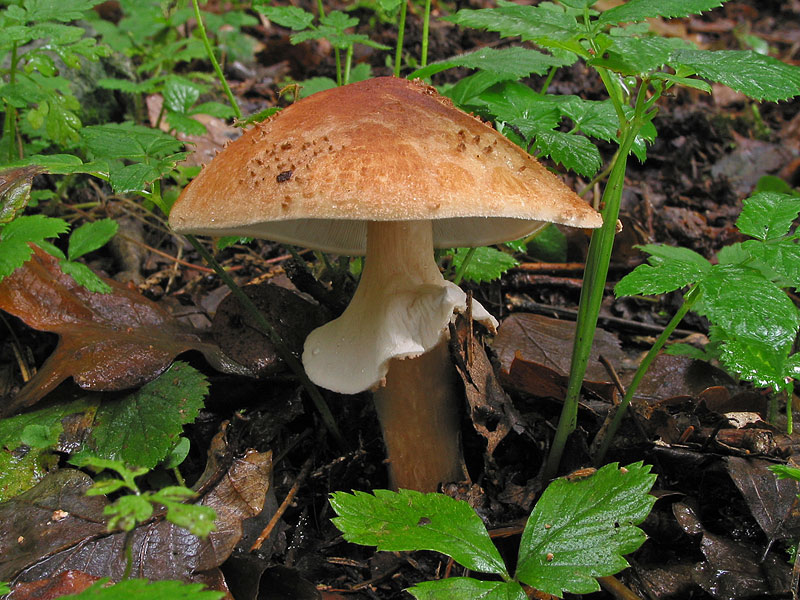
[169,77,602,255]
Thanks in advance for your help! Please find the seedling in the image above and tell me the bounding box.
[595,191,800,460]
[331,462,656,598]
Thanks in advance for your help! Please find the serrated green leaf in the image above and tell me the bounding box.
[163,77,202,113]
[615,244,711,296]
[451,246,518,283]
[81,123,184,162]
[737,239,800,290]
[533,130,602,177]
[97,77,160,94]
[597,35,696,75]
[0,214,69,278]
[445,3,583,46]
[474,82,562,138]
[715,334,793,392]
[697,264,800,348]
[736,192,800,241]
[409,46,571,80]
[516,462,656,597]
[651,72,712,93]
[67,578,225,600]
[447,71,513,105]
[560,98,618,141]
[598,0,726,26]
[68,218,118,260]
[330,489,508,576]
[165,110,208,136]
[410,579,527,600]
[256,5,315,30]
[669,49,800,102]
[159,498,217,537]
[20,0,104,23]
[106,495,153,531]
[7,153,85,174]
[86,362,208,469]
[59,260,112,293]
[191,101,236,119]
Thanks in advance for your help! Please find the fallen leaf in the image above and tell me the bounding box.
[0,246,250,417]
[725,456,800,543]
[493,313,623,401]
[6,569,100,600]
[1,444,272,586]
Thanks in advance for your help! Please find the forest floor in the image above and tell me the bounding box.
[2,0,800,599]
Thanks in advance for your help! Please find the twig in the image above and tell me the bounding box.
[251,455,314,551]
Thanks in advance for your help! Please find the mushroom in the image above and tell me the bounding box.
[169,77,602,491]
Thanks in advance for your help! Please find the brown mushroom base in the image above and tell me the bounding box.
[372,339,466,492]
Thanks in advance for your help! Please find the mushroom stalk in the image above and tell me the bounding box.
[303,220,496,490]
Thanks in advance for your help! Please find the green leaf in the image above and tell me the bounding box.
[158,496,217,537]
[736,192,800,241]
[715,334,793,392]
[597,36,695,75]
[615,244,711,296]
[59,260,112,294]
[598,0,726,26]
[163,77,202,113]
[106,495,153,531]
[0,165,40,225]
[165,110,208,136]
[770,464,800,482]
[191,101,236,119]
[19,0,105,23]
[86,362,208,469]
[8,153,85,174]
[68,218,118,260]
[410,579,527,600]
[516,462,656,596]
[67,579,224,600]
[533,129,602,177]
[81,123,184,162]
[560,98,618,141]
[330,489,508,576]
[737,239,800,290]
[0,214,70,279]
[451,246,519,283]
[445,2,583,47]
[0,396,97,452]
[697,265,800,348]
[669,49,800,102]
[256,5,315,30]
[409,46,571,81]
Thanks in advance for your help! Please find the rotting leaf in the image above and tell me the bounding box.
[493,313,623,401]
[725,456,800,543]
[450,316,523,456]
[1,442,273,585]
[0,246,251,417]
[5,570,100,600]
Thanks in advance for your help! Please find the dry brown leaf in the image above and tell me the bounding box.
[0,246,249,417]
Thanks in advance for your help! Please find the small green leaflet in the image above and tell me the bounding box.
[714,333,795,392]
[737,239,800,291]
[736,192,800,241]
[615,244,711,297]
[0,214,70,279]
[14,0,106,23]
[255,5,315,30]
[61,578,224,600]
[68,219,118,260]
[86,362,209,469]
[330,489,508,576]
[532,130,601,178]
[451,246,519,284]
[669,49,800,102]
[515,462,656,596]
[410,579,527,600]
[598,0,727,26]
[409,46,571,81]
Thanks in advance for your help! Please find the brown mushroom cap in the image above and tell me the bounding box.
[169,77,601,254]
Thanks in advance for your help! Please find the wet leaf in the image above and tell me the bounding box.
[725,456,800,543]
[0,246,249,417]
[0,165,42,225]
[5,569,101,600]
[494,313,623,401]
[1,445,273,585]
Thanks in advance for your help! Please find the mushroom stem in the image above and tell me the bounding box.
[303,220,496,489]
[373,338,465,491]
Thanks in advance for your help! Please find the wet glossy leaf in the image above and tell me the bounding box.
[67,219,118,261]
[0,215,70,279]
[516,462,656,596]
[598,0,725,25]
[410,579,527,600]
[87,362,208,469]
[330,489,508,576]
[615,244,711,296]
[0,247,248,417]
[62,578,225,599]
[736,192,800,241]
[450,246,518,283]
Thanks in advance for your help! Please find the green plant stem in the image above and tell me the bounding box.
[421,0,432,68]
[452,247,476,285]
[185,236,345,447]
[191,0,242,120]
[593,285,702,464]
[394,0,408,77]
[786,383,794,434]
[539,66,557,94]
[543,127,637,481]
[2,43,20,162]
[344,45,354,85]
[316,0,326,18]
[335,49,343,86]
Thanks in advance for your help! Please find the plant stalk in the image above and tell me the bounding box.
[394,0,408,77]
[592,285,702,463]
[421,0,432,67]
[191,0,242,120]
